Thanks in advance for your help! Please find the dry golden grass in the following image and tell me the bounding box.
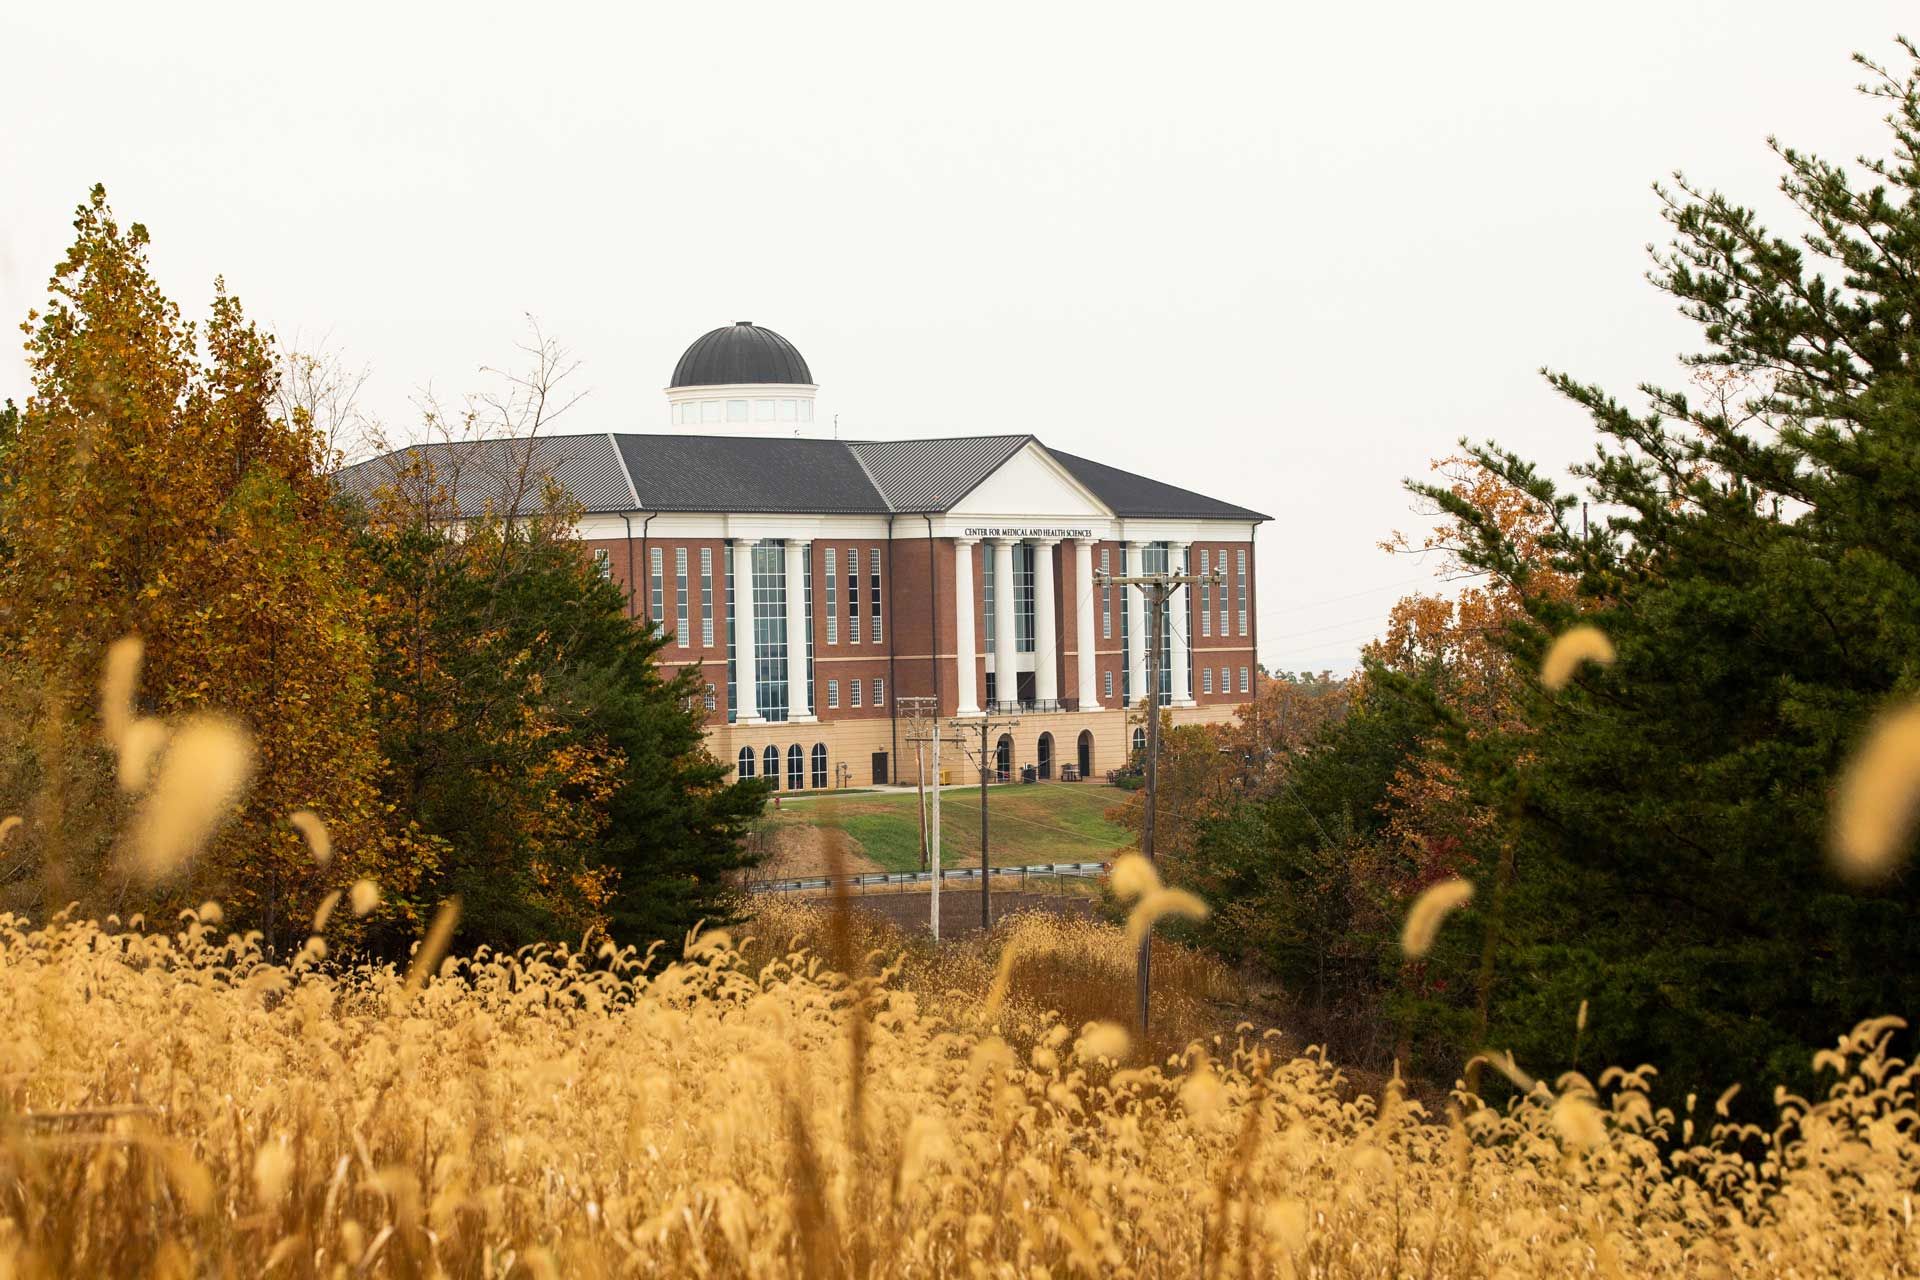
[0,898,1915,1276]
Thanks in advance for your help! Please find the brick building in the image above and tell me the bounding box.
[341,322,1269,789]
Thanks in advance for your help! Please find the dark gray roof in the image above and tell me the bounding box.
[1048,448,1270,522]
[613,434,881,514]
[670,322,813,387]
[848,435,1032,512]
[335,432,1269,523]
[333,433,637,517]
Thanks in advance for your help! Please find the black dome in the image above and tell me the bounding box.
[670,321,813,387]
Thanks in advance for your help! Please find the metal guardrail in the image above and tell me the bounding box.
[747,860,1109,896]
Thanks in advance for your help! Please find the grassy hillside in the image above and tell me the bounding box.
[766,783,1132,874]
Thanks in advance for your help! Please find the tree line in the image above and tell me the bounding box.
[1127,42,1920,1104]
[0,187,769,955]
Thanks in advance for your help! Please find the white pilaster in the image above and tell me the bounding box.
[953,538,981,717]
[1125,540,1148,707]
[1075,538,1099,708]
[732,539,762,723]
[785,539,813,721]
[1033,538,1059,705]
[991,537,1019,710]
[1170,542,1194,707]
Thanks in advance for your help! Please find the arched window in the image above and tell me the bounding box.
[763,745,780,787]
[737,747,755,779]
[995,733,1013,783]
[788,744,804,790]
[1036,732,1054,780]
[811,743,828,788]
[1132,727,1146,757]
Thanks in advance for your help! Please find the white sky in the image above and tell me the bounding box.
[2,2,1911,673]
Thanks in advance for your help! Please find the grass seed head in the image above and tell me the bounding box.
[1541,624,1616,691]
[0,815,20,849]
[289,809,332,865]
[350,879,380,917]
[404,897,461,994]
[1830,700,1920,884]
[312,890,343,933]
[1074,1021,1131,1064]
[1125,887,1209,947]
[1402,877,1475,959]
[117,717,170,794]
[99,634,143,746]
[1110,852,1159,903]
[125,716,254,882]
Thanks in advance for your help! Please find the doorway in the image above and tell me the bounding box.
[994,733,1012,783]
[871,751,889,785]
[1077,729,1093,779]
[1037,732,1054,780]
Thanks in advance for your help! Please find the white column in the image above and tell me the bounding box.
[785,539,813,721]
[732,539,762,723]
[1033,538,1059,705]
[1075,538,1099,708]
[1125,540,1148,707]
[992,537,1019,709]
[1169,542,1194,707]
[953,538,980,717]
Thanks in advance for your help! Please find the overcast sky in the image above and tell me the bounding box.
[2,2,1912,673]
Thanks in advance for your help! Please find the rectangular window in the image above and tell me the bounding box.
[725,544,736,721]
[700,548,714,647]
[1239,666,1250,694]
[1100,548,1112,640]
[873,677,885,707]
[649,547,664,622]
[983,548,995,646]
[850,678,862,707]
[675,548,689,646]
[827,679,839,709]
[869,548,882,643]
[1237,549,1248,635]
[1202,667,1213,694]
[1200,550,1212,637]
[825,548,838,645]
[703,682,716,712]
[1220,552,1231,636]
[592,547,612,580]
[847,547,861,644]
[1104,670,1113,700]
[751,542,789,721]
[1014,543,1035,653]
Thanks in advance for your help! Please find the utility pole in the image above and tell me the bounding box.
[1097,560,1220,1038]
[898,697,945,941]
[951,713,1020,929]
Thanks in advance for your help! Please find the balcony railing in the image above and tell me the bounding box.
[984,698,1079,715]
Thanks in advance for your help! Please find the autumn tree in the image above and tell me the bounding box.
[0,187,399,944]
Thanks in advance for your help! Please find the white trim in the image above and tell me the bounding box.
[605,432,641,508]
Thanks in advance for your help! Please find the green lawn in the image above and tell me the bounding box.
[769,784,1135,874]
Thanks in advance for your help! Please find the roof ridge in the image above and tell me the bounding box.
[605,432,643,509]
[841,439,898,513]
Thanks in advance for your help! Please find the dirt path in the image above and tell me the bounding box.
[753,823,883,879]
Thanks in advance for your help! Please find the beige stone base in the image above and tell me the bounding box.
[706,702,1244,791]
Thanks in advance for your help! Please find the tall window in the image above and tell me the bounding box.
[803,546,815,715]
[1219,553,1230,636]
[1199,550,1212,637]
[752,543,789,721]
[983,550,995,646]
[811,743,827,788]
[699,548,714,647]
[703,682,716,712]
[675,547,689,646]
[1104,670,1113,700]
[825,548,838,644]
[827,679,839,708]
[1239,666,1250,694]
[737,746,754,779]
[850,679,862,707]
[1014,544,1036,653]
[1237,550,1248,635]
[846,546,861,643]
[1100,548,1112,639]
[787,744,804,790]
[725,543,736,721]
[593,548,612,580]
[649,547,664,622]
[869,548,883,643]
[873,677,885,707]
[1145,543,1171,705]
[763,744,779,786]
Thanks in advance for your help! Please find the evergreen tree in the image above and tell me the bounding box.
[1432,42,1920,1096]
